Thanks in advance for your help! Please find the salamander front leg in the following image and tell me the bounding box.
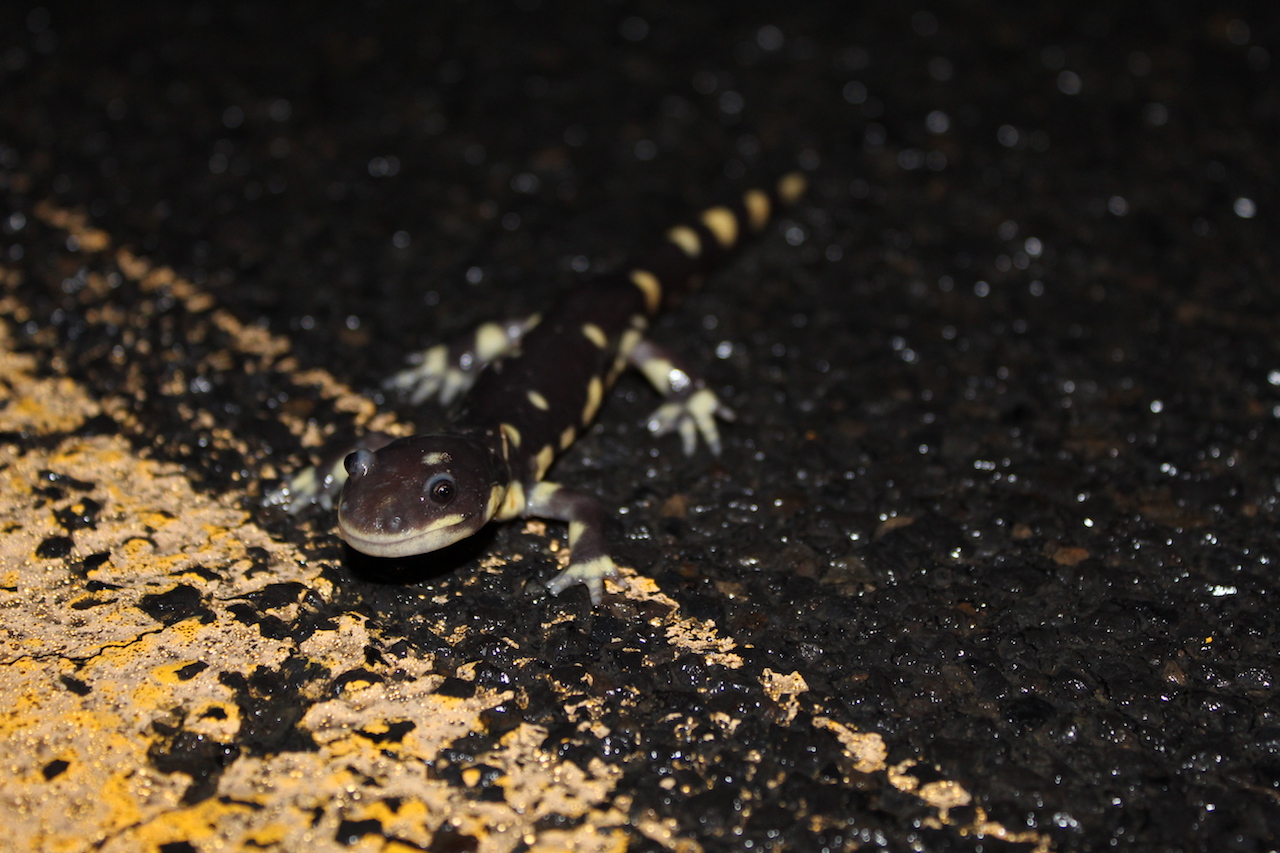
[628,339,736,456]
[526,482,620,605]
[385,315,540,406]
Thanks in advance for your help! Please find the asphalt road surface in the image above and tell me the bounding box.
[1,4,1276,851]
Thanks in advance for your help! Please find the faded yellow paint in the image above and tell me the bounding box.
[494,723,622,821]
[2,218,657,853]
[165,617,207,646]
[3,380,91,433]
[243,823,291,848]
[760,668,809,724]
[325,730,394,760]
[918,779,973,815]
[41,213,394,427]
[190,700,241,736]
[0,662,72,736]
[115,796,258,851]
[812,716,887,774]
[129,676,176,712]
[361,796,431,824]
[97,770,153,840]
[152,660,205,684]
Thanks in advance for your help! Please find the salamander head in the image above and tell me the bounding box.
[337,433,505,558]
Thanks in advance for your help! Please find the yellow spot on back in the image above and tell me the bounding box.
[617,327,643,360]
[501,422,522,449]
[560,425,577,450]
[496,480,526,521]
[777,172,807,205]
[630,269,662,314]
[744,189,771,231]
[487,484,505,519]
[666,225,701,257]
[700,206,738,247]
[582,376,604,425]
[610,326,644,384]
[527,390,549,410]
[534,444,556,480]
[581,323,608,348]
[531,481,559,503]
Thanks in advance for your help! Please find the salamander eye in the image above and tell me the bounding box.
[344,448,376,479]
[426,475,455,504]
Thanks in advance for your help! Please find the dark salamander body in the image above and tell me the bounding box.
[269,173,805,604]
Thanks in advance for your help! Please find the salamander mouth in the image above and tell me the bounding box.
[337,510,471,558]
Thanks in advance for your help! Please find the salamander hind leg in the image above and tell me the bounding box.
[648,388,736,456]
[628,339,736,456]
[526,482,621,605]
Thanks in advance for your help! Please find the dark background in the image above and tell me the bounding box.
[2,2,1278,850]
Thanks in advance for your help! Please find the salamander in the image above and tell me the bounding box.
[267,172,806,604]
